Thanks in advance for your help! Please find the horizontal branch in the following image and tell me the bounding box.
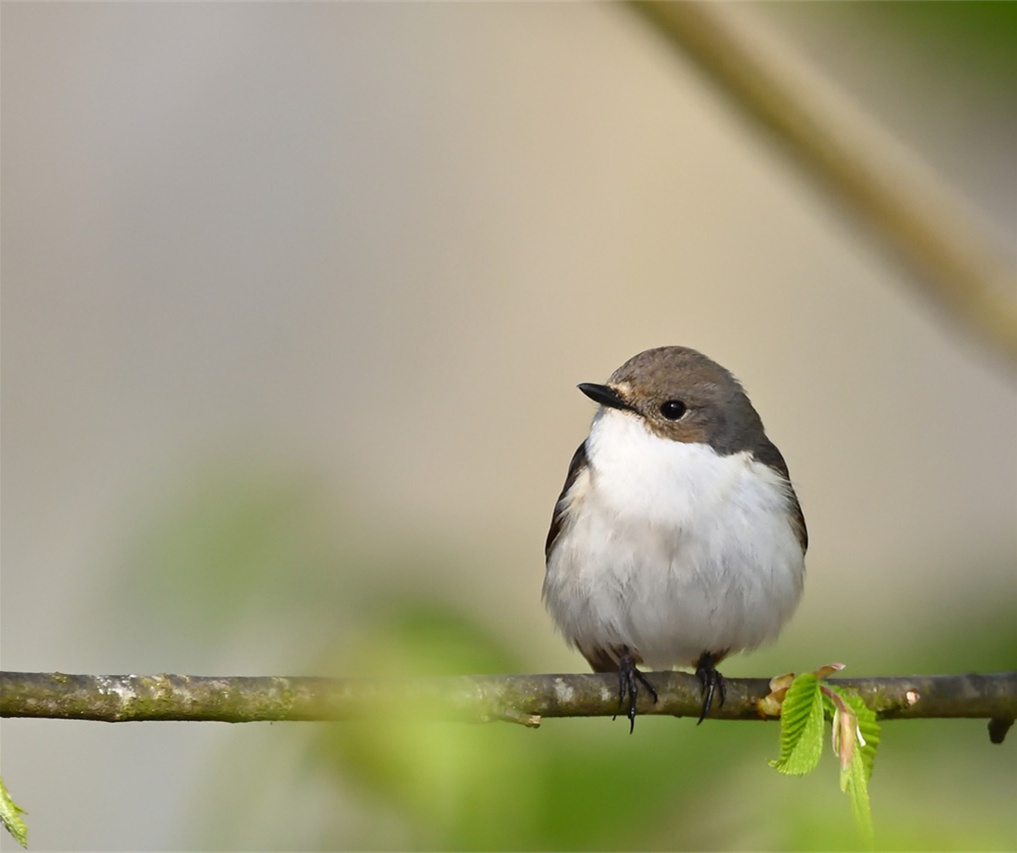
[2,671,1014,742]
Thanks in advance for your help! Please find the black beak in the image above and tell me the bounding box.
[578,383,632,412]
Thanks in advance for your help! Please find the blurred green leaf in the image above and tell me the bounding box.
[872,2,1017,85]
[0,775,28,849]
[119,462,337,637]
[304,599,767,851]
[138,466,1014,850]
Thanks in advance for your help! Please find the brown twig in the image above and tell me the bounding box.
[2,671,1014,743]
[628,2,1017,364]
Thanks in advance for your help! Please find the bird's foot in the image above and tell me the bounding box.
[615,652,657,734]
[694,652,726,725]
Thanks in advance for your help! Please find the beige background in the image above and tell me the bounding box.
[3,3,1015,850]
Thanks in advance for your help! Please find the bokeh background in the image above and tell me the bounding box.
[2,3,1015,850]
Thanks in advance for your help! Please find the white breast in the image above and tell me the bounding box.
[543,409,805,669]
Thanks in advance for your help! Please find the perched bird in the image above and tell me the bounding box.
[543,346,806,730]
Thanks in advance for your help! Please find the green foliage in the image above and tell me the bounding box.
[304,603,757,851]
[871,2,1017,85]
[829,688,879,848]
[121,467,1016,850]
[827,688,881,783]
[0,775,28,848]
[769,673,825,776]
[770,671,882,848]
[841,737,873,847]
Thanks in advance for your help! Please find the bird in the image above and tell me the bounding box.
[542,346,807,730]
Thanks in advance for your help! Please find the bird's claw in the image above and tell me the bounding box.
[695,652,726,724]
[615,652,657,733]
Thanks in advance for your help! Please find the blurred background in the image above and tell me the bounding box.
[2,3,1015,850]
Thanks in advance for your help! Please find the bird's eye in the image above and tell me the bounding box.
[659,400,687,420]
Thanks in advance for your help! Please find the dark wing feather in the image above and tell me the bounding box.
[544,441,589,560]
[753,437,808,553]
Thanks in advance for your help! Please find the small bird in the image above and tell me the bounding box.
[543,346,806,730]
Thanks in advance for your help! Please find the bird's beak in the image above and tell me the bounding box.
[578,383,632,412]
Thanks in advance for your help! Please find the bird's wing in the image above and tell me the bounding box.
[544,440,589,560]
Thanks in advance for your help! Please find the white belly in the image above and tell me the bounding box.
[543,410,805,669]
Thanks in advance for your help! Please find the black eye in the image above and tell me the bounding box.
[659,400,687,420]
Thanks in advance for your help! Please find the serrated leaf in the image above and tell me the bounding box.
[827,686,880,780]
[769,673,825,776]
[0,775,28,848]
[840,740,875,848]
[825,686,879,847]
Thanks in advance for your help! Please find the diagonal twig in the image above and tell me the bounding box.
[629,2,1017,364]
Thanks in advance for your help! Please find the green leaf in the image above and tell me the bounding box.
[0,775,28,848]
[827,686,880,846]
[827,687,881,780]
[840,741,875,848]
[769,673,825,775]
